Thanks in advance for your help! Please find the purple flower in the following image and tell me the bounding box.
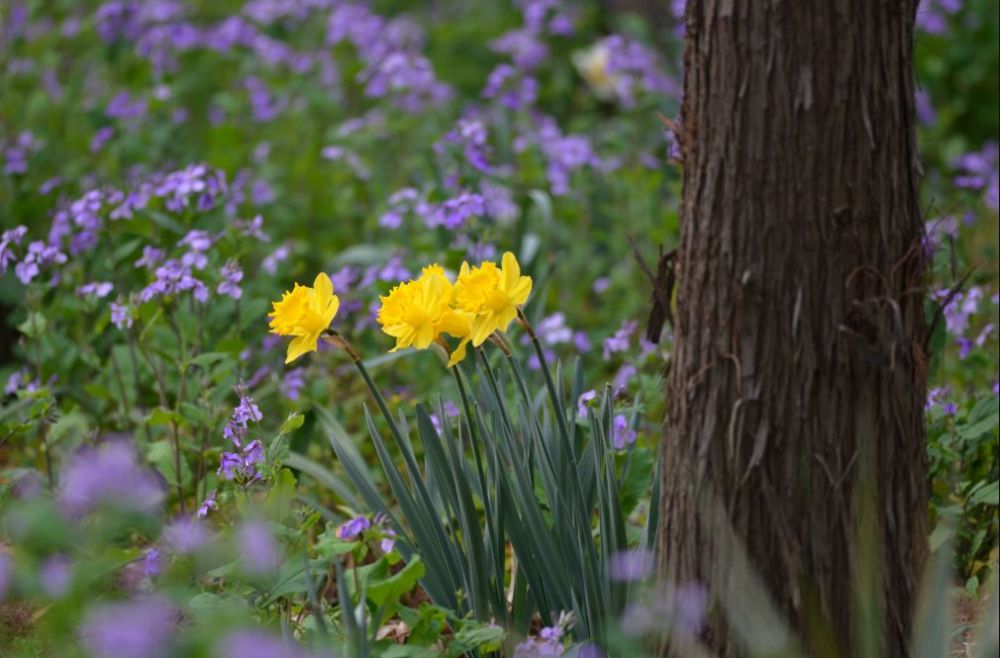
[40,555,72,597]
[0,553,11,600]
[78,281,114,298]
[163,518,211,553]
[378,255,410,282]
[281,368,306,400]
[139,259,209,303]
[262,244,290,274]
[14,241,66,284]
[492,29,548,70]
[380,528,398,553]
[197,490,217,518]
[622,582,707,641]
[110,302,134,330]
[337,515,371,540]
[106,91,148,121]
[480,181,519,223]
[217,629,321,658]
[603,320,637,360]
[238,520,280,575]
[217,260,244,300]
[321,146,370,179]
[612,414,637,449]
[90,127,115,153]
[143,548,161,577]
[612,364,636,394]
[439,116,493,173]
[611,414,635,450]
[483,64,537,109]
[609,548,653,582]
[58,442,164,516]
[426,192,485,230]
[134,246,164,269]
[79,596,176,658]
[577,389,597,417]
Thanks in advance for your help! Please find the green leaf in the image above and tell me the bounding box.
[17,312,46,338]
[969,480,999,506]
[263,468,297,522]
[451,621,506,654]
[279,413,305,435]
[148,407,184,427]
[367,556,425,608]
[180,402,211,427]
[189,351,231,368]
[379,646,441,658]
[147,439,192,487]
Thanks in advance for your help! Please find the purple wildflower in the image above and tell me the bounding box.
[40,555,73,597]
[163,518,211,553]
[197,490,217,518]
[603,320,637,360]
[217,260,244,300]
[217,629,321,658]
[79,596,176,658]
[262,244,290,274]
[609,548,654,582]
[134,246,164,269]
[338,515,371,540]
[110,302,134,330]
[58,442,164,516]
[612,415,637,449]
[238,520,280,575]
[78,281,114,298]
[281,368,306,400]
[577,389,597,417]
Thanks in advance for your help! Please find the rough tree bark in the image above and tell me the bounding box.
[657,2,928,657]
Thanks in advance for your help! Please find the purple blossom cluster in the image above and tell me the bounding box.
[326,3,451,111]
[933,285,997,359]
[238,519,281,575]
[79,595,177,658]
[916,0,963,35]
[58,441,165,517]
[337,513,397,553]
[602,319,638,360]
[621,582,708,641]
[483,64,538,110]
[600,35,679,108]
[218,392,265,483]
[514,610,574,658]
[438,116,493,174]
[2,130,39,175]
[952,141,999,212]
[217,628,322,658]
[516,115,604,196]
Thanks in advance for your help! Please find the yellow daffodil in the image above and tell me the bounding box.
[454,251,532,347]
[377,264,471,356]
[268,272,340,364]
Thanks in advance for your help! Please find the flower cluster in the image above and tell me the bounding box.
[218,392,265,483]
[376,251,532,366]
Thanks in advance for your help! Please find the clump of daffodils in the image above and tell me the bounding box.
[379,252,532,366]
[266,252,531,367]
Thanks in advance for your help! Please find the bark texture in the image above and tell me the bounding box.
[657,2,928,657]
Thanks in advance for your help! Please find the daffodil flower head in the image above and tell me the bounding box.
[268,272,340,364]
[377,264,471,353]
[454,251,532,346]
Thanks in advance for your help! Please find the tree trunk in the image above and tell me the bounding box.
[657,2,928,657]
